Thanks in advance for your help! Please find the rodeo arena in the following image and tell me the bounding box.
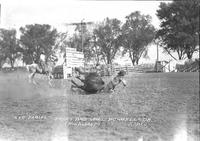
[0,1,199,141]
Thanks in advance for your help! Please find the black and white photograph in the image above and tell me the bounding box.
[0,0,199,140]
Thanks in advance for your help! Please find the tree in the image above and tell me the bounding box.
[0,45,6,69]
[156,0,199,60]
[154,37,178,61]
[121,11,155,65]
[89,34,104,65]
[52,31,68,61]
[0,55,4,69]
[93,18,122,65]
[54,32,68,53]
[20,24,58,64]
[0,29,21,68]
[67,24,93,62]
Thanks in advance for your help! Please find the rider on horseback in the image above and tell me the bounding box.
[40,51,46,73]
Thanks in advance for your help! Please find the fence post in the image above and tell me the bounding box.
[112,65,114,75]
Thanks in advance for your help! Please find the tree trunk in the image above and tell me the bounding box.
[136,58,139,65]
[107,57,111,65]
[187,52,193,59]
[0,58,3,69]
[30,54,34,63]
[177,47,184,60]
[129,51,136,66]
[178,55,182,60]
[177,51,183,60]
[131,59,136,66]
[10,58,14,68]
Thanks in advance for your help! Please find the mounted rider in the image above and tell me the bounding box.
[39,51,46,73]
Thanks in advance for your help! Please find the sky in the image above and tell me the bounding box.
[2,0,196,66]
[0,0,162,31]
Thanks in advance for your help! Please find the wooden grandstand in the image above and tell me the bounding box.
[176,59,199,72]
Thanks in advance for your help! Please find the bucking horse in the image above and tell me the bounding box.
[71,67,127,94]
[26,61,55,86]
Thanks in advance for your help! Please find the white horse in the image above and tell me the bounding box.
[26,62,55,86]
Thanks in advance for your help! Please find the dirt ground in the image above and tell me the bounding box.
[0,71,199,141]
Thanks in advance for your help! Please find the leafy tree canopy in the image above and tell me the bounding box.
[156,0,199,60]
[0,29,21,68]
[121,11,155,65]
[67,25,92,62]
[93,18,122,65]
[20,24,58,64]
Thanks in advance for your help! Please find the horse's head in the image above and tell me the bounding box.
[74,67,85,75]
[74,67,80,72]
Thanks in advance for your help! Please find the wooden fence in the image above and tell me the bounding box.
[176,59,199,72]
[112,64,155,74]
[53,63,157,79]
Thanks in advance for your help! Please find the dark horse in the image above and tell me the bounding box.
[71,67,126,94]
[71,67,105,93]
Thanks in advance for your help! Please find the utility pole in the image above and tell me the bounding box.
[155,39,160,72]
[64,19,93,52]
[0,4,1,26]
[81,19,84,53]
[157,42,159,62]
[156,42,159,72]
[63,20,93,70]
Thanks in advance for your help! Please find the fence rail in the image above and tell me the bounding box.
[53,64,155,78]
[176,59,199,72]
[112,66,135,73]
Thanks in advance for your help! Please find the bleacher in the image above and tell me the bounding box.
[176,59,199,72]
[52,59,199,79]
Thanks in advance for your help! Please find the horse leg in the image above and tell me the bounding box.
[27,66,32,83]
[48,73,54,87]
[28,73,32,83]
[31,72,37,85]
[76,76,85,83]
[49,79,53,87]
[71,80,85,91]
[28,72,35,84]
[97,85,105,93]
